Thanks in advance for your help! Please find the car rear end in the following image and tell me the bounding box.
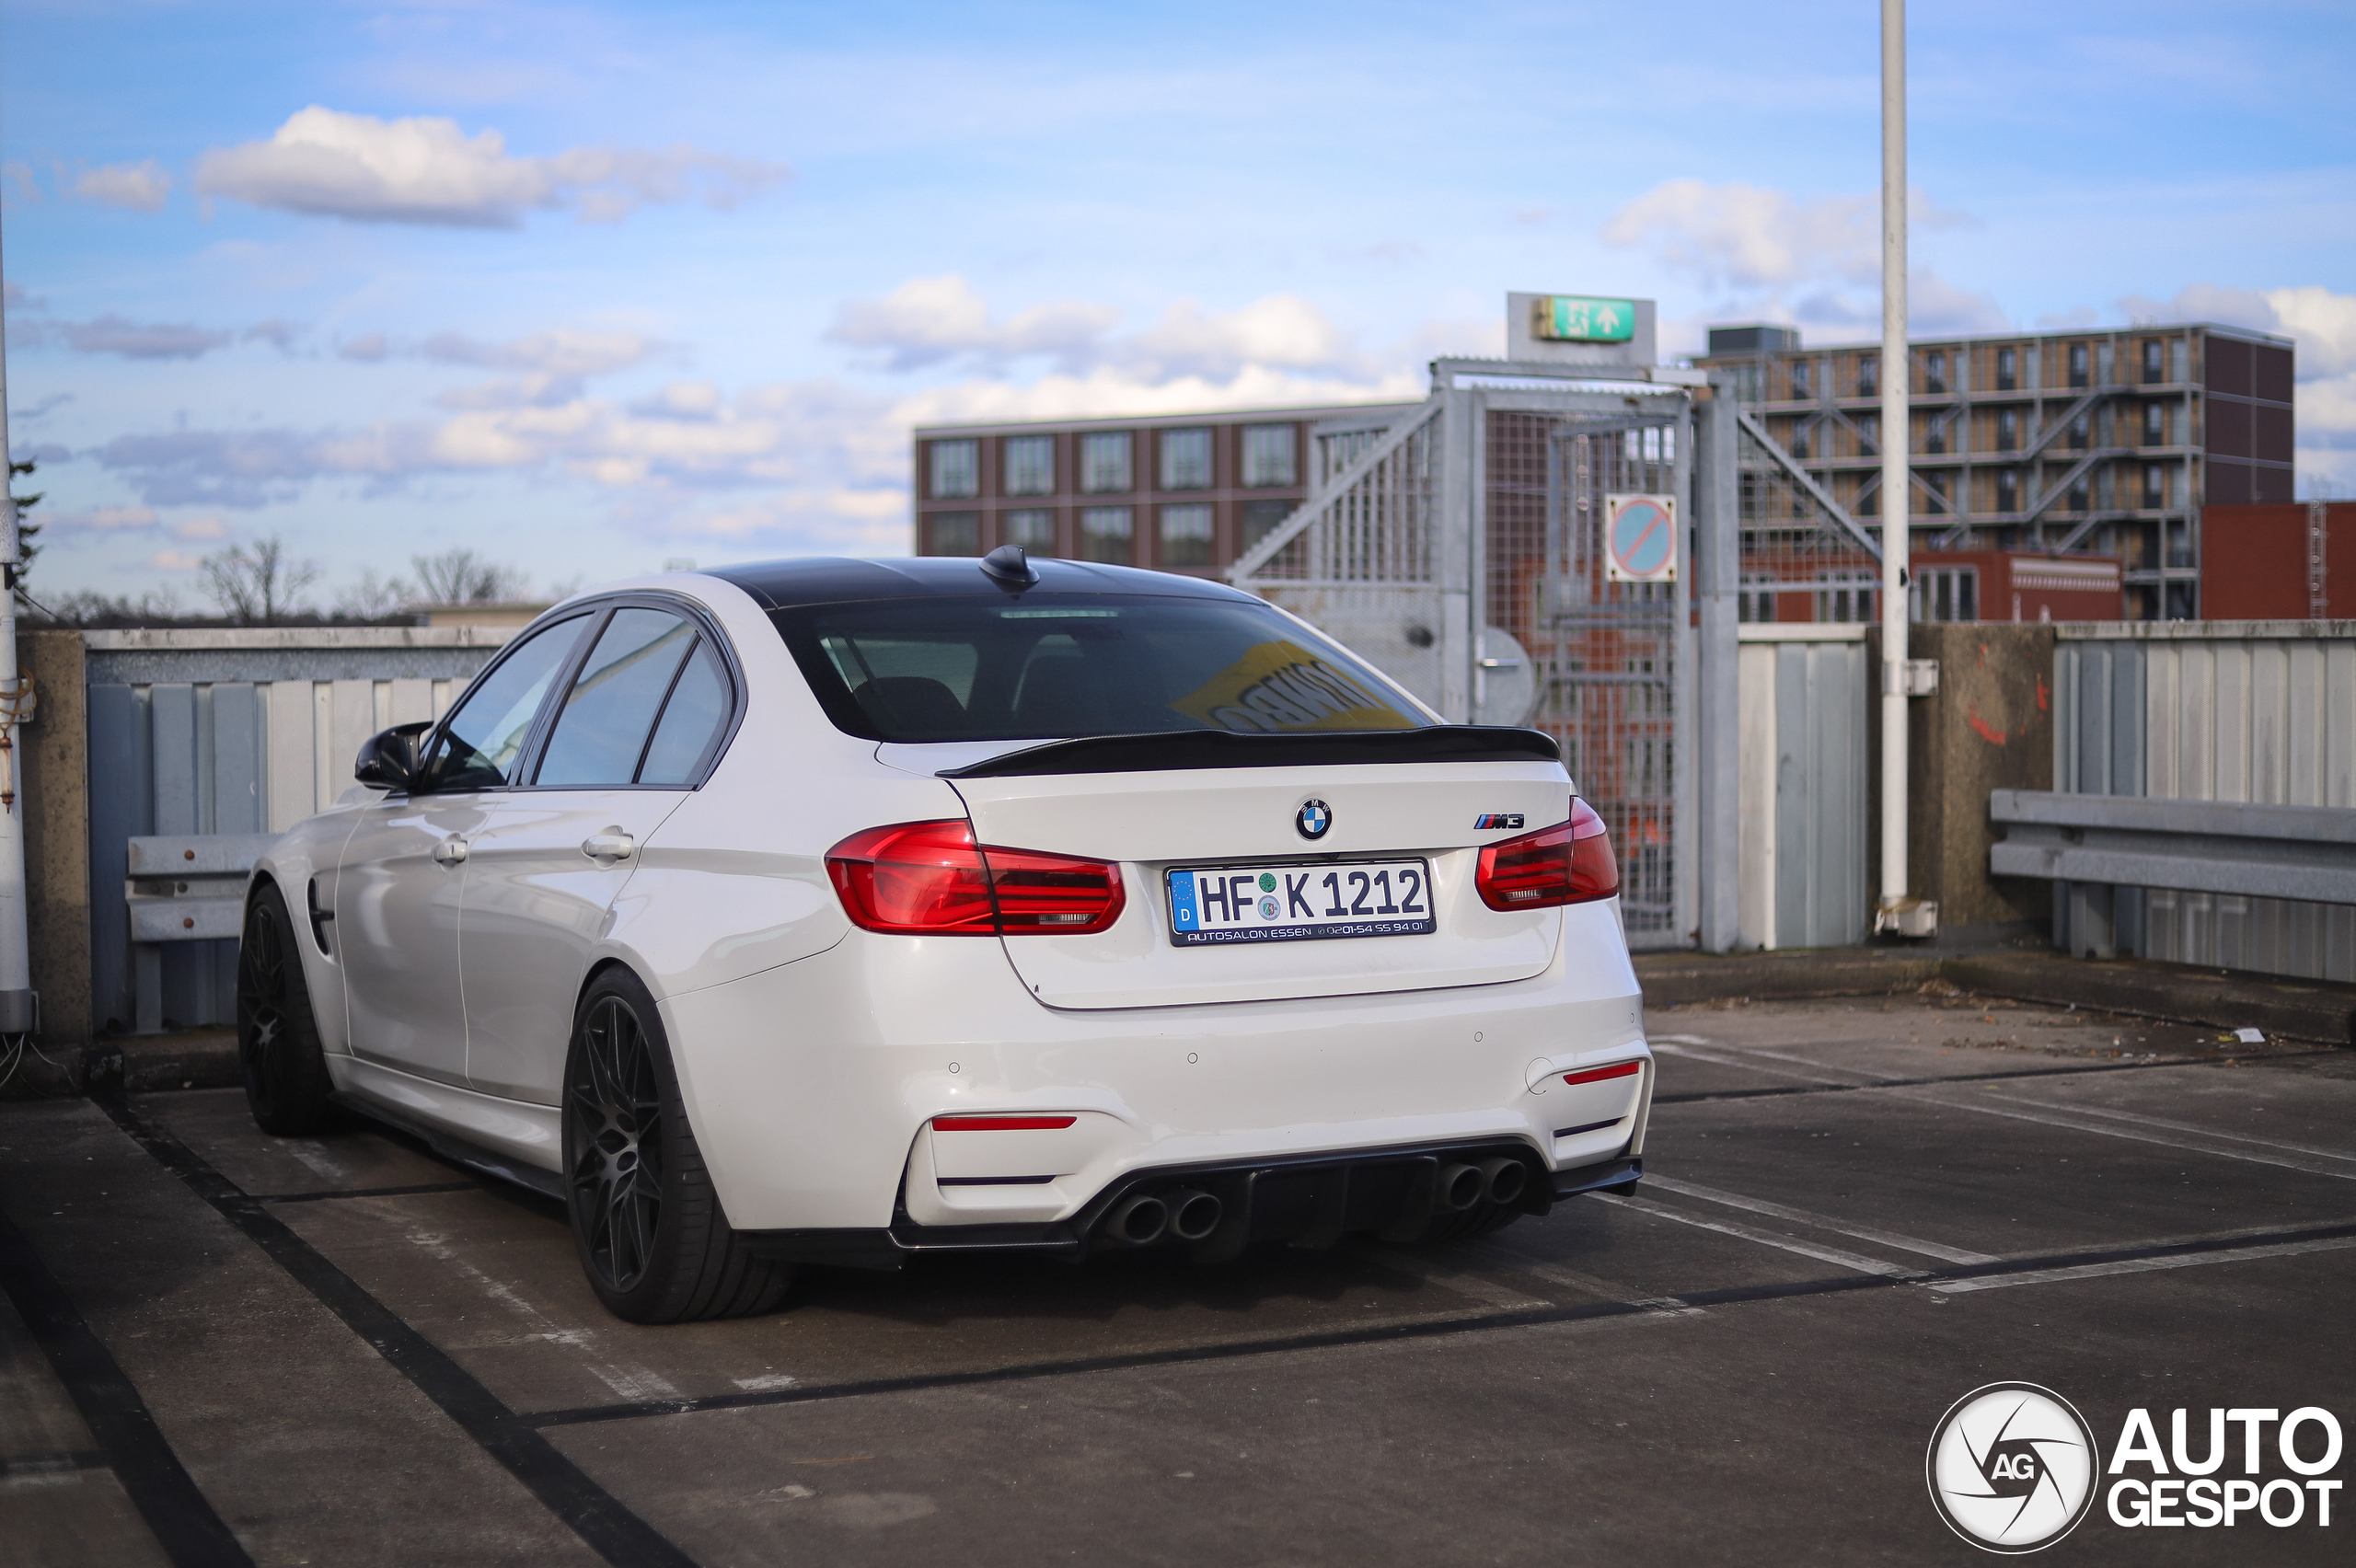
[687,557,1653,1262]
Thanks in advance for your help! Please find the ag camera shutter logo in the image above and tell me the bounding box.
[1926,1383,2098,1552]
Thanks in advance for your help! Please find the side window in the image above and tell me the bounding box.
[535,609,698,787]
[418,615,590,791]
[638,640,733,785]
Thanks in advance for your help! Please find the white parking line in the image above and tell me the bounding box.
[1896,1089,2356,1182]
[1972,1091,2356,1166]
[1928,1234,2356,1294]
[402,1228,680,1402]
[1642,1174,1999,1265]
[1590,1192,1923,1278]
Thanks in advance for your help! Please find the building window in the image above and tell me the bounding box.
[925,511,980,557]
[1996,469,2019,513]
[1080,432,1133,493]
[1080,505,1133,563]
[1856,355,1878,398]
[1160,427,1213,490]
[1997,409,2019,451]
[1004,508,1056,554]
[929,440,979,500]
[1790,360,1812,399]
[1241,424,1297,487]
[1925,418,1946,456]
[2068,476,2089,513]
[1923,471,1950,514]
[2142,465,2166,510]
[1857,413,1878,456]
[1788,421,1810,460]
[1924,352,1946,395]
[2142,340,2165,385]
[1002,435,1054,497]
[2069,413,2089,451]
[1240,499,1295,555]
[1159,503,1215,568]
[1996,348,2017,392]
[2069,343,2089,388]
[2142,402,2167,446]
[1911,567,1980,624]
[1817,573,1877,624]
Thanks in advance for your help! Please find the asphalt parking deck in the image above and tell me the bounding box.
[6,995,2354,1565]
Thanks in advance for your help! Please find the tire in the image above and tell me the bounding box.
[562,967,792,1323]
[238,882,338,1136]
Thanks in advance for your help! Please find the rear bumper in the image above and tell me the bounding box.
[741,1147,1644,1271]
[658,905,1647,1233]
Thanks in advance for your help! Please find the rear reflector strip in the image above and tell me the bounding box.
[931,1115,1080,1132]
[937,1175,1058,1185]
[1561,1061,1643,1087]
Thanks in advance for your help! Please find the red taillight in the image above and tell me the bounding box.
[1473,799,1619,911]
[826,820,1126,936]
[1562,1061,1643,1087]
[931,1114,1079,1131]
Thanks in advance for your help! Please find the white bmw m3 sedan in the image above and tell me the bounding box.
[237,549,1653,1322]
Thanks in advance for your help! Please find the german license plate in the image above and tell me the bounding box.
[1164,859,1436,947]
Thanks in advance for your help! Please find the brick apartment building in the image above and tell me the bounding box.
[1695,321,2296,620]
[909,403,1417,577]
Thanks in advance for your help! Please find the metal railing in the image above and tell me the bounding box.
[1991,790,2356,906]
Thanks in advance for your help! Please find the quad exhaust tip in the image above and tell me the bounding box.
[1438,1163,1485,1213]
[1107,1193,1169,1246]
[1169,1189,1222,1242]
[1477,1156,1528,1207]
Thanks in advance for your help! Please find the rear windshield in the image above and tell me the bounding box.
[769,593,1428,743]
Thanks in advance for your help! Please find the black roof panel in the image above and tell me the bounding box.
[709,556,1259,610]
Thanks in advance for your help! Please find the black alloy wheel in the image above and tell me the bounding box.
[567,993,665,1294]
[237,882,336,1135]
[560,968,792,1323]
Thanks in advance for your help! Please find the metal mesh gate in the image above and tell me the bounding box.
[1237,374,1707,947]
[1484,408,1687,943]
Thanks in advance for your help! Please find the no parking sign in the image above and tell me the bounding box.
[1603,493,1678,583]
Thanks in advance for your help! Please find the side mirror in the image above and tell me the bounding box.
[354,721,433,791]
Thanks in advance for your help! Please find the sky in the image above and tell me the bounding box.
[3,0,2352,610]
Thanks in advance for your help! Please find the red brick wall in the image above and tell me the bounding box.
[2200,503,2346,618]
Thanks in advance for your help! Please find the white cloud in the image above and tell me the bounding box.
[74,160,171,212]
[827,275,1120,372]
[170,516,228,541]
[144,548,206,572]
[2119,285,2356,474]
[195,107,788,228]
[58,316,233,360]
[1601,178,2004,339]
[421,328,656,378]
[826,274,1386,382]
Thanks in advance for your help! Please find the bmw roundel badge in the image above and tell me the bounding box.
[1296,799,1333,840]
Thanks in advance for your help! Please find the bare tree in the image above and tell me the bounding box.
[410,548,529,605]
[201,536,321,624]
[334,567,412,619]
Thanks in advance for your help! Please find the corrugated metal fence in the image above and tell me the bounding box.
[87,628,512,1034]
[1735,625,1869,950]
[2053,620,2356,979]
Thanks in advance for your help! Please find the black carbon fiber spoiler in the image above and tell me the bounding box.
[939,727,1563,778]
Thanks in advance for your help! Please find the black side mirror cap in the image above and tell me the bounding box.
[355,721,433,791]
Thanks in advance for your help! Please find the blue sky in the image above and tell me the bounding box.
[4,0,2352,608]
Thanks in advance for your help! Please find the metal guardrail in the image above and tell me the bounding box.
[1990,790,2356,905]
[126,835,275,943]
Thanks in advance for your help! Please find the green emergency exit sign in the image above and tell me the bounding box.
[1536,295,1637,343]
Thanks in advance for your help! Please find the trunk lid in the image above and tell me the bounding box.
[945,756,1573,1009]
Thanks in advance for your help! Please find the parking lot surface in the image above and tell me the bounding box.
[6,990,2353,1565]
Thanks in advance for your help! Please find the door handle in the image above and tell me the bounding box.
[582,833,635,862]
[433,837,469,866]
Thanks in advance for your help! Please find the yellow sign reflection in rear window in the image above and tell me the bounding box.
[1170,640,1418,733]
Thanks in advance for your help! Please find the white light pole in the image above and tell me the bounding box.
[0,200,33,1035]
[1877,0,1918,935]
